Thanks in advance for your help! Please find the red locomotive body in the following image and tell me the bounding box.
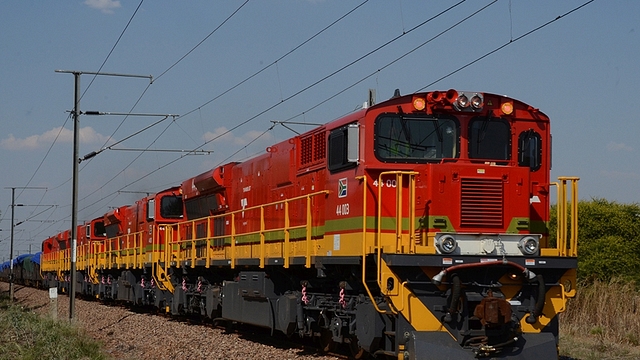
[40,89,578,359]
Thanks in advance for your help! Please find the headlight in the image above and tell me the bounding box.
[456,94,470,108]
[470,94,483,109]
[518,236,539,255]
[436,235,458,254]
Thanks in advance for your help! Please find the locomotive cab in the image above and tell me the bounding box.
[320,89,578,358]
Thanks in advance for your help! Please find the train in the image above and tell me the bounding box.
[0,252,43,288]
[5,89,579,359]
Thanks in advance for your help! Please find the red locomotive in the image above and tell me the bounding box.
[41,89,578,359]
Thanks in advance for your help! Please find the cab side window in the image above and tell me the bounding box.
[328,124,358,173]
[518,130,542,171]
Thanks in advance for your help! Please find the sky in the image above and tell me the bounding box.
[0,0,638,259]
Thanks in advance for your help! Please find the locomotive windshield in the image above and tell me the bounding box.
[468,116,511,161]
[375,114,457,161]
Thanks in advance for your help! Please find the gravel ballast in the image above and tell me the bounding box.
[1,282,342,360]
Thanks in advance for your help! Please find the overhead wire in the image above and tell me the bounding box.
[17,2,254,235]
[35,0,596,242]
[81,0,251,169]
[153,0,250,83]
[76,1,253,205]
[150,0,467,168]
[177,0,460,124]
[28,0,146,195]
[9,0,146,248]
[137,0,598,214]
[73,0,523,212]
[71,1,371,212]
[70,0,487,209]
[216,124,277,167]
[81,0,146,100]
[278,0,496,123]
[80,118,177,217]
[415,0,596,92]
[176,0,370,120]
[6,0,147,244]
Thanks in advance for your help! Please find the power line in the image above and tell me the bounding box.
[36,1,596,245]
[72,1,371,214]
[165,0,466,158]
[70,0,494,213]
[20,0,239,236]
[82,0,146,100]
[86,1,250,163]
[177,0,370,120]
[154,0,251,83]
[416,0,596,92]
[74,2,252,204]
[279,0,497,123]
[20,1,146,201]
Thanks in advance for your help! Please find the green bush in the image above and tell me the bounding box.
[551,198,640,283]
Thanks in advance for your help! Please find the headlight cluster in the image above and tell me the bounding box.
[434,234,540,256]
[414,90,484,112]
[454,92,483,111]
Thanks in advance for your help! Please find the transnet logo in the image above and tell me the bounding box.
[338,178,347,198]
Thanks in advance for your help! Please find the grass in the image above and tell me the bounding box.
[560,278,640,359]
[0,293,108,360]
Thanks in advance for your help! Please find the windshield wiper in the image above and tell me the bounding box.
[477,110,494,144]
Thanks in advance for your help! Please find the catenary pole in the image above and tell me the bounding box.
[5,186,46,301]
[69,72,80,321]
[9,188,15,301]
[55,69,154,322]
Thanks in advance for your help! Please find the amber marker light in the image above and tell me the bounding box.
[413,97,426,111]
[501,102,514,115]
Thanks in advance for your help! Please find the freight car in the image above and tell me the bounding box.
[41,89,578,359]
[1,252,43,288]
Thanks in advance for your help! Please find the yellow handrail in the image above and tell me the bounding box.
[376,171,417,286]
[165,190,328,270]
[357,175,388,314]
[550,177,579,257]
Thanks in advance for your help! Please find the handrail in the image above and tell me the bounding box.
[166,190,329,270]
[305,193,313,268]
[284,201,291,268]
[550,177,579,257]
[357,175,388,314]
[376,171,418,287]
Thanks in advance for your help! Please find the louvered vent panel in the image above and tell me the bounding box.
[300,136,313,165]
[460,178,503,227]
[313,132,326,161]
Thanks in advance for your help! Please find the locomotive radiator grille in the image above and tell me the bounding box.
[299,130,326,167]
[313,132,326,162]
[300,136,313,165]
[460,178,503,227]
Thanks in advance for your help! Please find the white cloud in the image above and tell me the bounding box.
[84,0,121,14]
[607,141,633,152]
[202,127,236,144]
[1,126,112,150]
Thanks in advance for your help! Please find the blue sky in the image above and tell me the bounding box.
[0,0,638,258]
